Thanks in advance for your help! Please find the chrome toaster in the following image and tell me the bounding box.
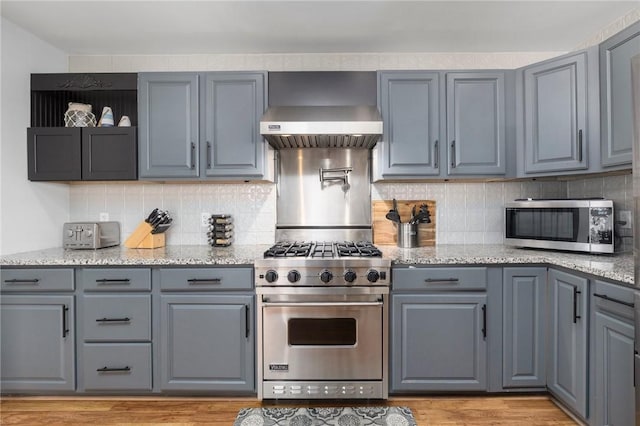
[63,222,120,249]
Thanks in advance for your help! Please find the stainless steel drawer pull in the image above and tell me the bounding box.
[96,317,131,323]
[573,287,582,323]
[593,293,634,308]
[187,278,222,285]
[97,366,131,373]
[4,278,39,284]
[424,278,459,284]
[96,279,131,284]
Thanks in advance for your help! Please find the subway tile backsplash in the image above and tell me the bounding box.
[71,174,631,247]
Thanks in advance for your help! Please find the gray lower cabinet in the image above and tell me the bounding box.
[160,294,254,392]
[377,71,441,177]
[138,71,268,180]
[0,268,76,392]
[547,269,589,419]
[599,21,640,167]
[446,72,506,175]
[522,51,589,174]
[77,268,152,392]
[502,267,546,388]
[158,267,254,393]
[391,267,489,392]
[590,280,635,426]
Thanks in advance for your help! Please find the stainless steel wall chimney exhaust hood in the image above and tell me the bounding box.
[261,71,382,149]
[260,105,382,149]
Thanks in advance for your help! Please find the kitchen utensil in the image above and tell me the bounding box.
[385,198,401,223]
[411,205,416,223]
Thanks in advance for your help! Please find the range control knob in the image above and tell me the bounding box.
[344,270,357,283]
[319,270,333,283]
[265,270,278,283]
[287,270,301,283]
[367,269,380,283]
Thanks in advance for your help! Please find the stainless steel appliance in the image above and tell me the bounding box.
[630,53,640,426]
[504,198,615,253]
[255,241,390,400]
[63,221,120,249]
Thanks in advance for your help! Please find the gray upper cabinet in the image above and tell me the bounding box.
[446,72,506,175]
[139,71,268,181]
[547,269,589,419]
[600,21,640,167]
[377,71,441,177]
[138,73,200,178]
[522,51,589,174]
[202,72,267,178]
[502,268,546,389]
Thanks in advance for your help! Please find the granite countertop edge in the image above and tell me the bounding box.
[0,244,634,286]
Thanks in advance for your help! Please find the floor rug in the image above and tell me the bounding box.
[233,406,417,426]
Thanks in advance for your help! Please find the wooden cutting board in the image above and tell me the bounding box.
[372,200,436,246]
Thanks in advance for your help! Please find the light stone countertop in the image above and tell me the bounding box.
[0,244,634,288]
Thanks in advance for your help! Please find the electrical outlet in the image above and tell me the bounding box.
[99,212,109,222]
[619,210,632,229]
[201,212,211,227]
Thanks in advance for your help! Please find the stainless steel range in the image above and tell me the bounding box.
[255,241,390,400]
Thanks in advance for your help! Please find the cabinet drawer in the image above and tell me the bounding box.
[82,343,152,391]
[81,268,151,291]
[82,295,151,341]
[392,267,487,291]
[1,268,74,292]
[159,267,253,291]
[592,280,634,320]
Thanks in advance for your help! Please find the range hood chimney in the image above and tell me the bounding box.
[260,72,383,149]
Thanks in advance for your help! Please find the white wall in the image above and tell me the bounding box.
[1,18,69,255]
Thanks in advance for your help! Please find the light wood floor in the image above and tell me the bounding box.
[0,395,576,425]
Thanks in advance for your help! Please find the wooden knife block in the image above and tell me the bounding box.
[124,222,165,249]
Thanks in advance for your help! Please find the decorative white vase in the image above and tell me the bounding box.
[118,115,131,127]
[98,106,114,127]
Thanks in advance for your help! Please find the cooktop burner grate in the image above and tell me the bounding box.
[264,241,382,259]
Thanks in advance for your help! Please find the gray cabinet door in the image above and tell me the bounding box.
[378,71,440,176]
[203,72,266,178]
[0,295,75,391]
[592,310,634,426]
[523,52,588,173]
[547,269,589,418]
[502,267,546,388]
[391,293,487,391]
[600,22,640,167]
[160,294,254,392]
[138,73,199,178]
[446,72,506,175]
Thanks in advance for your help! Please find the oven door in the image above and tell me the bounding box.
[262,294,383,381]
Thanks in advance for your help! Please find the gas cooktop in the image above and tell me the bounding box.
[263,241,383,259]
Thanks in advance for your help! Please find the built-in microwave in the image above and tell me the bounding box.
[504,199,615,254]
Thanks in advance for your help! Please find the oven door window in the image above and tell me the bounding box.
[288,318,356,346]
[505,207,588,243]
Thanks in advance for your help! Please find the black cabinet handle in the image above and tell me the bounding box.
[578,129,583,162]
[424,278,459,284]
[434,140,439,168]
[96,317,131,323]
[4,278,39,285]
[450,140,456,168]
[190,142,196,169]
[207,141,212,169]
[573,287,582,324]
[593,293,634,308]
[481,304,487,339]
[187,278,222,285]
[245,304,250,338]
[96,279,130,285]
[62,305,69,338]
[97,366,131,373]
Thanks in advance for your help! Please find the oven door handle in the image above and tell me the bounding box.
[261,301,383,308]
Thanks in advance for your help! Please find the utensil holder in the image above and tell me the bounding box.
[124,221,165,249]
[397,223,418,248]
